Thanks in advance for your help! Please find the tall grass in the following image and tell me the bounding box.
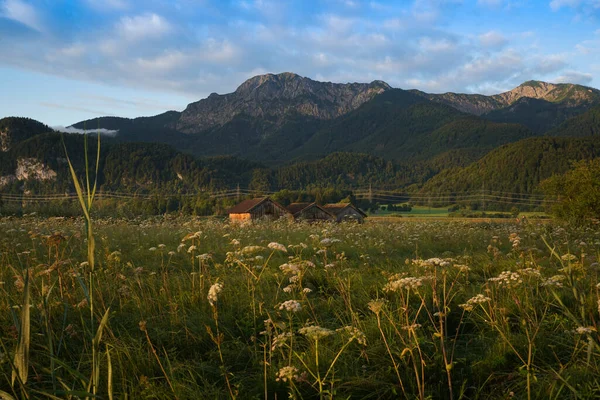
[62,131,111,398]
[0,216,599,398]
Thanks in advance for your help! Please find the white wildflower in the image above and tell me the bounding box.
[574,326,597,335]
[488,271,523,288]
[196,253,212,261]
[187,245,197,253]
[518,268,541,279]
[279,300,302,312]
[241,245,265,254]
[459,294,491,312]
[368,299,386,314]
[276,366,299,382]
[268,242,287,252]
[148,247,157,252]
[279,263,301,275]
[320,238,341,247]
[336,326,367,346]
[283,285,294,293]
[208,282,223,306]
[383,277,423,292]
[299,325,334,340]
[541,275,565,287]
[271,332,292,350]
[454,264,471,272]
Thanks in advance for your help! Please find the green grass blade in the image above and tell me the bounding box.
[84,132,91,206]
[91,132,101,203]
[106,345,113,400]
[11,272,30,387]
[94,308,111,348]
[61,134,91,221]
[0,389,16,400]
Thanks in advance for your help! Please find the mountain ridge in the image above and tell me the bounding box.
[414,80,600,116]
[176,72,391,134]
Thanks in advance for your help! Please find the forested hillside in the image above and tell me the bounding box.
[419,137,600,195]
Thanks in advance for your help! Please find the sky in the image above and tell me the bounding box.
[0,0,599,126]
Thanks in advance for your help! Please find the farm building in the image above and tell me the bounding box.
[322,203,367,223]
[227,197,290,222]
[286,202,335,222]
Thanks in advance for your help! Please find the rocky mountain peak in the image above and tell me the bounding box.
[176,73,391,134]
[497,81,559,104]
[419,80,600,116]
[496,80,600,105]
[235,72,302,93]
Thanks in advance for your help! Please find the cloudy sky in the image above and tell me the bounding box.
[0,0,599,125]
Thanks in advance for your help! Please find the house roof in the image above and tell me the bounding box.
[227,197,268,214]
[286,202,313,215]
[227,197,290,215]
[322,203,367,217]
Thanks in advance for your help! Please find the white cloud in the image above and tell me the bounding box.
[535,53,568,74]
[419,37,457,53]
[322,14,356,33]
[59,43,86,58]
[575,35,600,54]
[1,0,43,32]
[199,39,241,64]
[479,31,507,48]
[383,18,406,30]
[117,13,171,41]
[136,51,189,72]
[552,70,594,84]
[0,0,595,107]
[54,126,119,136]
[550,0,581,11]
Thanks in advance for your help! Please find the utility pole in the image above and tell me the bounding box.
[236,183,241,202]
[368,183,373,204]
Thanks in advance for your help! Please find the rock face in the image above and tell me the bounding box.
[0,175,16,187]
[0,128,9,152]
[0,158,57,188]
[419,81,600,116]
[176,72,391,133]
[15,158,57,181]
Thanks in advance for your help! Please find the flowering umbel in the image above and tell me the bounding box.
[208,282,223,306]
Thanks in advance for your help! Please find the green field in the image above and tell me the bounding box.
[0,216,599,399]
[372,206,550,219]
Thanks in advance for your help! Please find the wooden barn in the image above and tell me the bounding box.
[227,197,290,222]
[322,203,367,223]
[287,202,335,222]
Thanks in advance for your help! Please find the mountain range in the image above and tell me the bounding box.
[2,72,600,202]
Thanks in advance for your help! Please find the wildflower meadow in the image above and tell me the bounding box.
[1,216,599,399]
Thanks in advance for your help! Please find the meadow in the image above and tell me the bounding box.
[0,216,599,399]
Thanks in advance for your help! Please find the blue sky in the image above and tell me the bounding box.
[0,0,599,126]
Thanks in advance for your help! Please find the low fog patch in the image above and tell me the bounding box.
[53,126,119,137]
